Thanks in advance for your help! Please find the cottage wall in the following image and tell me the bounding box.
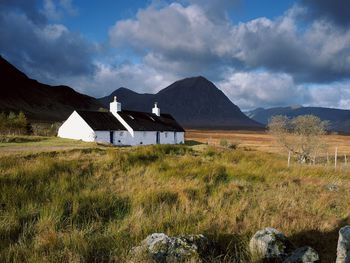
[110,130,131,145]
[58,111,96,142]
[94,131,112,144]
[175,132,185,144]
[118,131,157,146]
[111,131,184,146]
[159,131,172,144]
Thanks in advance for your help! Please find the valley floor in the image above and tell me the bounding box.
[186,129,350,155]
[1,134,350,262]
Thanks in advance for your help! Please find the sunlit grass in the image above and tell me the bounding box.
[1,143,350,262]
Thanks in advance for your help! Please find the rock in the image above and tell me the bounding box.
[325,183,340,192]
[129,233,210,262]
[336,226,350,263]
[282,246,319,263]
[249,227,295,262]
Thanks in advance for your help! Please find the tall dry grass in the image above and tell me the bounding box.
[1,144,350,262]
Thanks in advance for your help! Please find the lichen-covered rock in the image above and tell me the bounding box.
[129,233,210,262]
[336,226,350,263]
[282,246,319,263]
[249,227,295,262]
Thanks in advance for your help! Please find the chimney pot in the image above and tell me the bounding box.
[152,102,160,116]
[110,96,121,113]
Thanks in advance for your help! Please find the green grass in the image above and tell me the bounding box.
[1,143,350,262]
[0,136,102,156]
[0,135,96,147]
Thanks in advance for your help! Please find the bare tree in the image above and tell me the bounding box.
[268,115,328,163]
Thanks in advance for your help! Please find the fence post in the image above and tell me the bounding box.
[345,154,348,166]
[327,152,329,166]
[288,151,291,168]
[335,147,338,170]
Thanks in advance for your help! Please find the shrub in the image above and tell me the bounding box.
[31,122,61,136]
[220,139,228,147]
[228,141,239,150]
[0,111,31,135]
[268,115,328,163]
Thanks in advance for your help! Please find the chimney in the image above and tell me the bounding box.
[152,102,160,116]
[110,96,121,113]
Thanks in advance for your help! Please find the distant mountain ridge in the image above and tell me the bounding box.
[247,106,350,133]
[99,76,264,129]
[5,54,350,132]
[0,55,103,121]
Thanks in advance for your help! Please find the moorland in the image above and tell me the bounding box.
[1,132,350,262]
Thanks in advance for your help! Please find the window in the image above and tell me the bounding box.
[119,131,124,136]
[165,132,168,138]
[143,131,146,137]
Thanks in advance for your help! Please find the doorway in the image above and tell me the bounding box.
[109,131,114,144]
[156,131,160,144]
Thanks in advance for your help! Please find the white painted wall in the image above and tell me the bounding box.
[110,130,184,146]
[58,111,96,142]
[123,131,157,146]
[159,131,185,144]
[110,130,129,145]
[175,132,185,144]
[95,131,112,144]
[160,131,172,144]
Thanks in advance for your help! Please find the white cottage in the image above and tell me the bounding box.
[58,97,185,146]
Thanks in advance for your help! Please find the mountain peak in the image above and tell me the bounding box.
[114,87,136,94]
[158,76,218,96]
[176,75,214,85]
[186,75,211,82]
[100,76,263,129]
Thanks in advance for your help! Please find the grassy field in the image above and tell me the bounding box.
[1,134,350,262]
[0,136,101,155]
[186,129,350,155]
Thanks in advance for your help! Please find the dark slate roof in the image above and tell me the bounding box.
[76,110,125,131]
[118,110,185,132]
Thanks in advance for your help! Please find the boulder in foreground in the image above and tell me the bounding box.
[282,246,319,263]
[336,226,350,263]
[249,227,295,262]
[129,233,210,262]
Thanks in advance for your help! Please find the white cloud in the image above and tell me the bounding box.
[217,70,305,109]
[66,62,179,97]
[307,82,350,109]
[109,3,232,60]
[109,3,350,83]
[42,0,60,20]
[41,0,78,20]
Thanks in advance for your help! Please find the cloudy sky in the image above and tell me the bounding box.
[1,0,350,110]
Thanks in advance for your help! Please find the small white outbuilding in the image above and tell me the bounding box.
[58,97,185,146]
